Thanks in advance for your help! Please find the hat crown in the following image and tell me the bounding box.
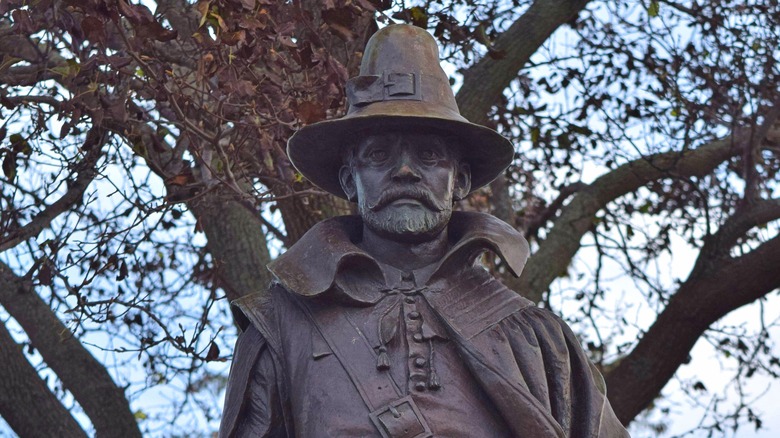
[346,25,460,117]
[360,25,441,75]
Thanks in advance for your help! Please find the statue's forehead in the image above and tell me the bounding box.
[355,130,451,147]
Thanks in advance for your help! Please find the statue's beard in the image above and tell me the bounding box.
[358,185,453,241]
[360,205,452,240]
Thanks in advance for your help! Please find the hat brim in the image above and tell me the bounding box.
[287,105,515,200]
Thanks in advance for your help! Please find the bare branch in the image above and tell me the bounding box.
[0,127,105,253]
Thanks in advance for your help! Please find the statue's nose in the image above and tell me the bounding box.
[391,153,422,183]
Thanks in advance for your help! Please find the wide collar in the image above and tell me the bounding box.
[267,211,530,305]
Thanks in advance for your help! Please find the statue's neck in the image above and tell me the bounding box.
[358,225,449,273]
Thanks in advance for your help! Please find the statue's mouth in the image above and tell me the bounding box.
[367,187,445,212]
[389,198,424,207]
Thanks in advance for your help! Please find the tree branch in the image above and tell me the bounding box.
[515,99,780,303]
[515,134,745,302]
[0,263,142,437]
[455,0,594,245]
[604,232,780,424]
[0,320,87,438]
[692,198,780,276]
[523,182,586,240]
[456,0,593,125]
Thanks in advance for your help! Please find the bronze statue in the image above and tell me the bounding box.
[220,24,630,438]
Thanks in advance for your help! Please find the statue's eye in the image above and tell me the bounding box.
[419,149,441,160]
[367,149,388,161]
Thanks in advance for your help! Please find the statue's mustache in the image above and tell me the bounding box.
[367,186,446,212]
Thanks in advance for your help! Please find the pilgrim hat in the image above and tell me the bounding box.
[287,24,515,199]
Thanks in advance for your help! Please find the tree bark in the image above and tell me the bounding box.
[605,234,780,424]
[0,263,141,438]
[189,189,274,302]
[276,193,354,245]
[0,321,87,438]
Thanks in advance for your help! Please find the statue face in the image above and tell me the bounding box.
[339,131,471,242]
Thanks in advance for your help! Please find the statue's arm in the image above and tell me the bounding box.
[219,325,286,438]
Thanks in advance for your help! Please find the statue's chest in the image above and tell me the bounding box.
[276,296,510,437]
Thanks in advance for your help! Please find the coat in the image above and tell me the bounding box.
[219,212,630,438]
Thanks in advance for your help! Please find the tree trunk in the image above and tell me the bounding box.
[190,188,274,302]
[0,321,87,438]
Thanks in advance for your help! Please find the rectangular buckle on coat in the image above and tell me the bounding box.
[369,395,432,438]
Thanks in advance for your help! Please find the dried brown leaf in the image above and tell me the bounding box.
[296,100,326,125]
[221,30,246,46]
[80,16,106,45]
[117,0,154,24]
[205,342,222,361]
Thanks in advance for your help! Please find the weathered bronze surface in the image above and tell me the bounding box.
[220,24,630,438]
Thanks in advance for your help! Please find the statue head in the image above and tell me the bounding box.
[287,24,514,239]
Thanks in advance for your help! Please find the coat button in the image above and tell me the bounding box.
[404,296,415,304]
[413,357,426,368]
[412,333,424,342]
[407,311,421,320]
[414,382,426,391]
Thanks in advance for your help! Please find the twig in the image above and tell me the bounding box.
[0,128,107,253]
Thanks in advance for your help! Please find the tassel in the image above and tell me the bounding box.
[427,369,441,390]
[375,299,400,372]
[427,339,441,390]
[376,346,390,371]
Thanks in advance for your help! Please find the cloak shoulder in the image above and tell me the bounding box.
[495,306,629,438]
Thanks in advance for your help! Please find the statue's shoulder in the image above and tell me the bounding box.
[495,295,570,336]
[231,290,274,332]
[464,271,578,342]
[229,283,301,350]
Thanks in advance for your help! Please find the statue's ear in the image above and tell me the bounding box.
[453,161,471,201]
[339,165,358,202]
